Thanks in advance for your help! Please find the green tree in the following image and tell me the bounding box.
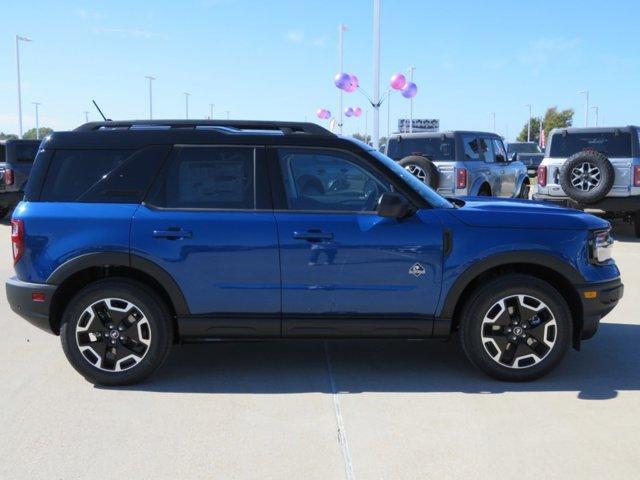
[352,134,387,149]
[0,132,18,141]
[517,107,574,143]
[23,127,53,140]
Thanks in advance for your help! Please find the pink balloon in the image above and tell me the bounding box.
[353,107,362,117]
[401,81,418,99]
[349,74,359,88]
[323,110,331,119]
[316,108,327,119]
[390,73,407,90]
[334,72,351,90]
[344,107,354,117]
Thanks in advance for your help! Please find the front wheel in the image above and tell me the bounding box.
[460,274,572,381]
[60,278,173,386]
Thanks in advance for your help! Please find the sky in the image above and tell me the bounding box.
[1,0,639,141]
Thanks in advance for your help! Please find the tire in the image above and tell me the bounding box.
[398,156,439,189]
[559,151,614,204]
[459,274,572,381]
[60,278,173,386]
[518,181,530,199]
[634,211,640,239]
[0,206,10,219]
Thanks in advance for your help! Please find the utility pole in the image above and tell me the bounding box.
[145,76,156,119]
[387,93,391,139]
[591,106,599,127]
[226,110,230,120]
[491,112,496,133]
[32,102,41,139]
[338,23,347,134]
[209,103,214,119]
[525,104,532,142]
[579,90,589,127]
[372,0,381,149]
[407,65,416,133]
[183,92,190,119]
[16,35,32,138]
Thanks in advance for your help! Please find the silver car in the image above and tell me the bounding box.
[384,131,530,199]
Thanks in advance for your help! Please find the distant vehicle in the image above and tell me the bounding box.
[0,139,41,218]
[533,126,640,237]
[507,142,544,176]
[385,131,530,199]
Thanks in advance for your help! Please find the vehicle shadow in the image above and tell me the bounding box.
[611,219,638,243]
[111,322,639,400]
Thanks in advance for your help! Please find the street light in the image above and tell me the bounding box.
[209,103,214,119]
[338,23,348,134]
[579,90,589,127]
[407,66,415,132]
[491,112,496,133]
[145,76,156,119]
[372,0,381,148]
[16,35,32,139]
[83,111,90,123]
[591,106,599,127]
[32,102,41,139]
[524,104,532,142]
[183,92,190,119]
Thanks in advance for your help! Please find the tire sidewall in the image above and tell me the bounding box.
[460,275,572,381]
[398,155,439,188]
[60,279,172,386]
[560,151,614,204]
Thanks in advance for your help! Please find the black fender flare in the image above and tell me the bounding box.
[46,252,190,315]
[439,251,584,320]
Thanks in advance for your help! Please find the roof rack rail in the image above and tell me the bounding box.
[74,120,334,136]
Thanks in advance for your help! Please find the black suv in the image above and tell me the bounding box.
[0,139,41,218]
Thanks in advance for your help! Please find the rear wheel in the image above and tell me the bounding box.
[460,274,572,381]
[398,156,439,189]
[60,278,173,386]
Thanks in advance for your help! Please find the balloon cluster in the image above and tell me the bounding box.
[389,73,418,98]
[344,107,362,117]
[334,73,359,93]
[316,108,331,120]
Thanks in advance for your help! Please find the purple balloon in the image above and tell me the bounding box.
[334,72,351,90]
[401,81,418,99]
[344,107,354,117]
[316,108,327,119]
[323,110,331,119]
[353,107,362,117]
[390,73,407,90]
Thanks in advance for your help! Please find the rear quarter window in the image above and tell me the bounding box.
[550,132,632,158]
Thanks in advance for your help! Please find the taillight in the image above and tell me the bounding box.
[456,168,467,189]
[11,219,24,265]
[537,165,547,187]
[4,168,14,186]
[634,165,640,187]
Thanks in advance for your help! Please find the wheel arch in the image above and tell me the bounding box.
[47,252,188,336]
[470,176,491,196]
[515,174,530,197]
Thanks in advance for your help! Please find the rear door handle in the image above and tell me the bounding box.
[153,228,192,239]
[292,230,334,242]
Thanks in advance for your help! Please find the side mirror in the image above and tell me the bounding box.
[376,192,409,218]
[509,152,518,163]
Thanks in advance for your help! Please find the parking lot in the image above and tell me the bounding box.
[0,218,638,480]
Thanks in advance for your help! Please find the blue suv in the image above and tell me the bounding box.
[6,120,623,385]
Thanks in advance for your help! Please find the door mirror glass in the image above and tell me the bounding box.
[509,152,518,163]
[376,192,409,218]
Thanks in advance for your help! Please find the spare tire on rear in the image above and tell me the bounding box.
[559,150,614,204]
[398,155,439,189]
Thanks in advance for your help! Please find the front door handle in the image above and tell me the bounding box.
[153,228,193,239]
[292,230,334,242]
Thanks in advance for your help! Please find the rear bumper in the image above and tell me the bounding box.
[6,276,57,334]
[533,193,640,213]
[576,277,624,340]
[0,191,23,208]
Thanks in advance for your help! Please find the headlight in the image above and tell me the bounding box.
[589,228,614,264]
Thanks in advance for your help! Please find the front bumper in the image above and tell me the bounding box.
[533,193,640,213]
[576,277,624,341]
[6,276,57,334]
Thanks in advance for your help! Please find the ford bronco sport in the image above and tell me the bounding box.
[6,120,623,385]
[534,126,640,237]
[385,131,530,199]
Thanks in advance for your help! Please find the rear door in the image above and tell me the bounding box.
[492,138,517,196]
[131,145,281,337]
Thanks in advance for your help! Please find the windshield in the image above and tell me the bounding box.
[508,143,541,154]
[549,132,632,158]
[386,136,455,161]
[368,149,454,209]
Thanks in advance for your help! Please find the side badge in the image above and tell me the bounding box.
[409,263,426,277]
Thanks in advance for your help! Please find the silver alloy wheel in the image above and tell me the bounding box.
[481,294,557,369]
[570,162,601,191]
[404,164,427,183]
[75,298,152,372]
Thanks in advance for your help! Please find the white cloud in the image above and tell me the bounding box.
[90,27,167,40]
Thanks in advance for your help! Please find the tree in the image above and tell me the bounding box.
[0,132,18,141]
[352,134,387,150]
[23,127,53,140]
[517,107,574,143]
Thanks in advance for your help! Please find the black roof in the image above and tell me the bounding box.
[548,125,639,135]
[388,130,503,139]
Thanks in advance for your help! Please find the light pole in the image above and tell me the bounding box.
[579,90,589,127]
[209,103,214,119]
[338,23,348,134]
[591,106,599,127]
[407,66,415,133]
[387,94,391,139]
[16,35,32,139]
[183,92,190,119]
[226,110,230,120]
[32,102,41,139]
[372,0,381,149]
[145,76,156,119]
[525,104,532,142]
[83,111,90,123]
[491,112,496,133]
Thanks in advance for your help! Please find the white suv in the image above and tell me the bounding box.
[534,126,640,237]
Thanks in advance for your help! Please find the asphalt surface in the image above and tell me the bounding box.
[1,219,639,479]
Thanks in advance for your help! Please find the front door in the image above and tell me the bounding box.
[270,147,444,337]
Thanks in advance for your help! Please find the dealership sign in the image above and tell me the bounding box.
[398,118,439,132]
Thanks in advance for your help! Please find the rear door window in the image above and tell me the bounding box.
[462,135,481,161]
[479,137,495,163]
[550,132,632,158]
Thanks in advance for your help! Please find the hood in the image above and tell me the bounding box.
[448,197,609,230]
